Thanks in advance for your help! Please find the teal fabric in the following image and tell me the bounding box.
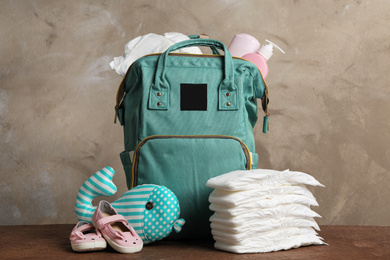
[135,136,252,239]
[119,151,132,185]
[118,39,266,239]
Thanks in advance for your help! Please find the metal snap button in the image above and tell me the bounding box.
[226,102,231,106]
[157,102,162,106]
[157,92,162,96]
[226,92,231,97]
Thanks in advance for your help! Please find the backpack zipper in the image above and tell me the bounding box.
[130,135,252,188]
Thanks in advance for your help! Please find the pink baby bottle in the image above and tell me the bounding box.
[242,40,285,79]
[227,33,261,57]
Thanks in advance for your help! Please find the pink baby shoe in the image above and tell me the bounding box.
[70,221,107,252]
[93,200,143,253]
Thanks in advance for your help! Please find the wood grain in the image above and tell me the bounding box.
[1,225,389,259]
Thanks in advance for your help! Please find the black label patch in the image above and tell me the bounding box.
[180,84,207,111]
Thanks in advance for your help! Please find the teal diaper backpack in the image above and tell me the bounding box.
[115,38,269,239]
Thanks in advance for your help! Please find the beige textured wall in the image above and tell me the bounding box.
[1,0,389,226]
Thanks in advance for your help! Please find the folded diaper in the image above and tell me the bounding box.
[209,204,321,225]
[209,184,316,206]
[210,217,320,234]
[209,193,318,216]
[207,169,326,253]
[214,234,325,254]
[110,32,203,76]
[206,169,324,191]
[212,226,319,244]
[210,204,321,226]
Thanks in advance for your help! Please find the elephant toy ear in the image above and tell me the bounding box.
[173,219,185,233]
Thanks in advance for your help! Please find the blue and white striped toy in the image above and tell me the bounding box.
[75,166,185,244]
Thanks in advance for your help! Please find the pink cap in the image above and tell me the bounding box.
[227,33,260,57]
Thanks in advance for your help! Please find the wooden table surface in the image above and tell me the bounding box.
[1,225,389,259]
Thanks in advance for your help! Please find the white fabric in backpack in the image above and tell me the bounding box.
[110,32,203,76]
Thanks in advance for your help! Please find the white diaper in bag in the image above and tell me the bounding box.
[110,32,203,76]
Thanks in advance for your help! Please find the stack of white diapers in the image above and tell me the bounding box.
[206,169,327,253]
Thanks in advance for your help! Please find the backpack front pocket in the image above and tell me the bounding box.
[130,135,255,239]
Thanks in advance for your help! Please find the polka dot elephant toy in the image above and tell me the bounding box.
[75,166,185,244]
